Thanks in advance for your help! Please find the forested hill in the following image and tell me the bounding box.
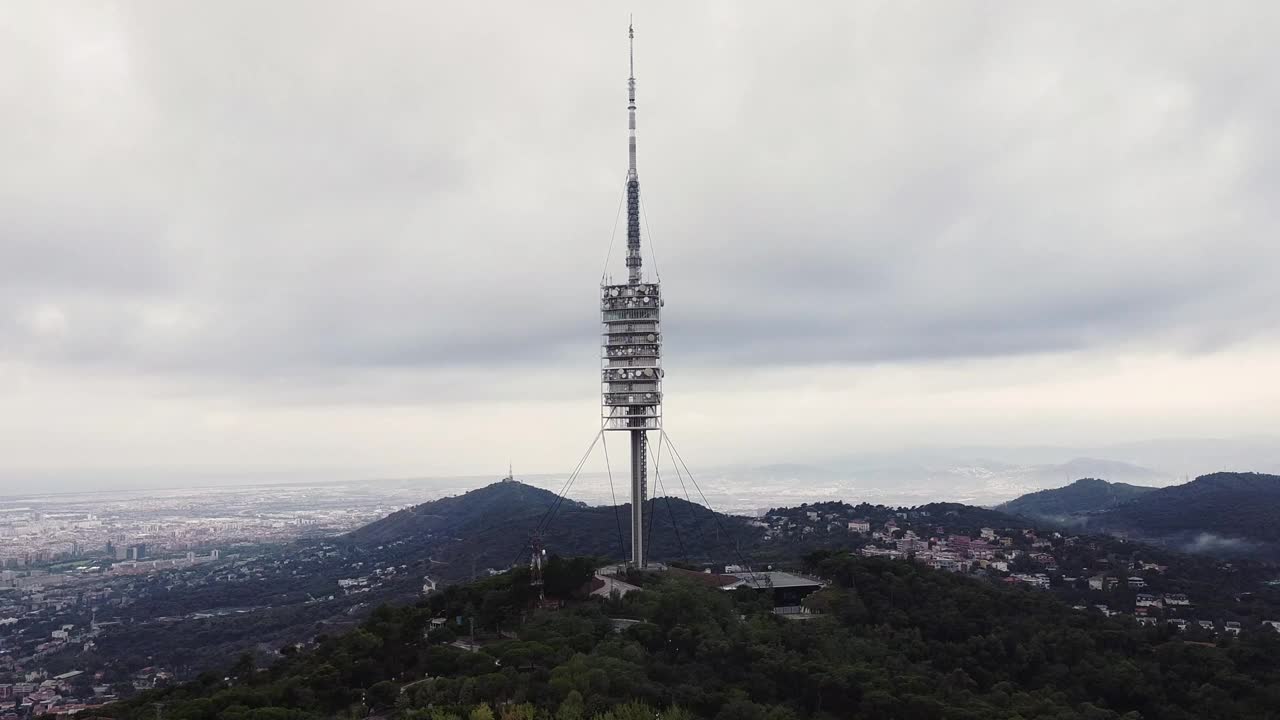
[349,480,575,545]
[346,480,765,579]
[56,483,1041,688]
[998,478,1158,518]
[1004,472,1280,558]
[761,500,1023,532]
[910,502,1024,529]
[1092,472,1280,549]
[95,554,1280,720]
[346,483,1036,581]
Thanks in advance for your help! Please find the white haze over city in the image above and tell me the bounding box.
[3,3,1279,500]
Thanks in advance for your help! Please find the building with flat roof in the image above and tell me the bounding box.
[702,570,827,608]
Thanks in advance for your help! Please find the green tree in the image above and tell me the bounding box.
[557,690,585,720]
[365,680,398,710]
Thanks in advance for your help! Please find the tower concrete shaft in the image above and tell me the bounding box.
[630,430,646,567]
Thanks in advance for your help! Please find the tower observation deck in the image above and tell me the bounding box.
[602,22,661,568]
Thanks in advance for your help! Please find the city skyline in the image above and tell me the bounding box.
[3,3,1280,490]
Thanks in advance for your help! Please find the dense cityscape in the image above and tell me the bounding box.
[0,483,412,718]
[0,483,418,569]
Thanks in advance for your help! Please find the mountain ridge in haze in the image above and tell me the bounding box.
[1092,471,1280,550]
[999,471,1280,558]
[997,477,1158,518]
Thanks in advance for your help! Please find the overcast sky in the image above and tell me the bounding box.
[2,2,1278,491]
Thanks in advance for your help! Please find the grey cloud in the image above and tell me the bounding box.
[2,2,1278,396]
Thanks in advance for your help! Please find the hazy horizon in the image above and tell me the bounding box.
[5,434,1279,502]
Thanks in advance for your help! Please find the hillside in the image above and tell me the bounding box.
[60,481,769,688]
[998,477,1158,518]
[992,472,1280,558]
[911,501,1025,529]
[1089,472,1280,553]
[98,554,1280,720]
[349,480,573,545]
[84,475,1280,694]
[348,480,766,580]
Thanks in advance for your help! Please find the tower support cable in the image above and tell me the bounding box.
[640,196,661,282]
[643,430,665,560]
[650,438,687,562]
[510,427,605,569]
[600,180,629,284]
[665,446,708,559]
[601,431,628,561]
[662,430,762,587]
[535,427,604,536]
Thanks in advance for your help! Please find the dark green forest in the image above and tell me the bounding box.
[92,554,1280,720]
[997,472,1280,559]
[1094,472,1280,545]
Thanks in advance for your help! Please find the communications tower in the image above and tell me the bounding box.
[602,22,661,568]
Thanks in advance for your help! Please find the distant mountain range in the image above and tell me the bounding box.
[629,456,1175,514]
[999,472,1280,558]
[844,436,1280,475]
[792,436,1280,506]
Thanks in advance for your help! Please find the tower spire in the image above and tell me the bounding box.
[625,18,642,284]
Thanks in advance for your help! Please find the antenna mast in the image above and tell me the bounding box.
[625,18,642,285]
